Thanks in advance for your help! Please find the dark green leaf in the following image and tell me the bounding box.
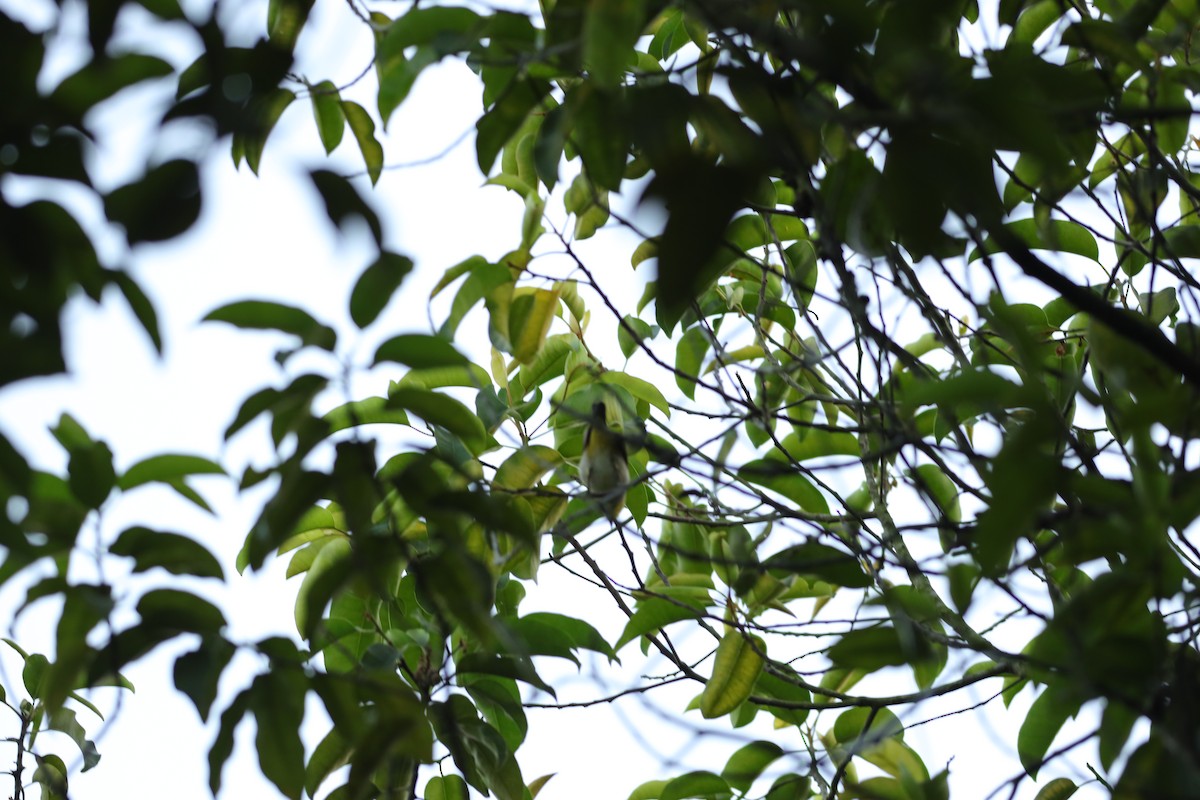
[111,527,224,579]
[104,159,201,244]
[476,78,552,174]
[309,168,383,244]
[350,252,414,327]
[118,454,224,490]
[764,541,871,589]
[109,270,162,353]
[204,300,337,351]
[1018,684,1082,778]
[174,637,237,721]
[374,334,468,369]
[240,88,296,174]
[137,589,226,635]
[252,670,308,800]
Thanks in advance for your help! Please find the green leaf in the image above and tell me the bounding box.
[740,460,829,514]
[323,396,410,433]
[252,670,307,800]
[583,0,643,85]
[388,386,490,453]
[476,78,551,174]
[110,527,223,579]
[1098,700,1138,771]
[721,740,784,793]
[615,594,708,651]
[174,637,236,721]
[33,753,68,799]
[426,774,471,800]
[494,445,563,490]
[266,0,313,47]
[833,706,905,746]
[137,589,226,635]
[753,666,811,727]
[104,159,201,244]
[618,315,656,358]
[118,453,224,490]
[294,536,352,637]
[660,771,730,800]
[374,334,468,369]
[529,773,555,798]
[969,219,1099,263]
[1033,778,1078,800]
[377,46,438,129]
[509,287,561,364]
[827,627,915,671]
[1017,684,1082,778]
[770,429,861,462]
[342,100,384,184]
[600,371,670,416]
[1122,226,1200,277]
[242,88,296,174]
[909,464,962,524]
[67,439,115,509]
[764,774,810,800]
[23,652,49,699]
[456,653,556,697]
[50,53,174,116]
[204,300,337,350]
[308,80,344,152]
[309,168,383,244]
[763,541,871,589]
[350,252,413,328]
[46,708,100,771]
[510,612,616,661]
[209,688,252,796]
[110,268,162,353]
[629,779,669,800]
[306,728,353,798]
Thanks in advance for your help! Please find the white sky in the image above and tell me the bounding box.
[0,1,1135,799]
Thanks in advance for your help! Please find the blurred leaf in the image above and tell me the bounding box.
[118,454,224,490]
[375,334,468,369]
[104,159,201,244]
[350,251,414,327]
[204,300,336,350]
[111,527,223,579]
[323,396,410,432]
[174,637,236,721]
[1018,684,1082,778]
[309,168,383,244]
[252,669,307,800]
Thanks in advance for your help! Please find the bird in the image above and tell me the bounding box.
[578,400,629,520]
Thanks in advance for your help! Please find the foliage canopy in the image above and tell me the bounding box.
[3,0,1200,799]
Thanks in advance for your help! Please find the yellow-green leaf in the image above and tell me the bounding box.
[700,629,765,719]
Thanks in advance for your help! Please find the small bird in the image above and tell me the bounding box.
[578,400,629,520]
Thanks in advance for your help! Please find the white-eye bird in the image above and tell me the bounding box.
[578,401,629,519]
